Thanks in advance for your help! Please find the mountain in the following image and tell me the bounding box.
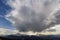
[0,35,60,40]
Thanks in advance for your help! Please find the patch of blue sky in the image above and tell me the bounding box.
[0,17,15,29]
[0,0,15,30]
[0,0,12,16]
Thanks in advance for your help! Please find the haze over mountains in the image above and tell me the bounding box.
[0,28,18,35]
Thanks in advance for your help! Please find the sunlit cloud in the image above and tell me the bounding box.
[0,28,18,35]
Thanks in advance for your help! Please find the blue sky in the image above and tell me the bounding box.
[0,0,15,29]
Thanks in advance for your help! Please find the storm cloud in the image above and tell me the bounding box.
[5,0,60,32]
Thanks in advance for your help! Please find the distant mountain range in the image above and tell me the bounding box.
[0,35,60,40]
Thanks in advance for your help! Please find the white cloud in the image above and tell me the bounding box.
[5,0,60,32]
[50,24,60,30]
[0,28,18,36]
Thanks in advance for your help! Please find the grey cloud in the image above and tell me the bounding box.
[5,0,60,32]
[55,10,60,24]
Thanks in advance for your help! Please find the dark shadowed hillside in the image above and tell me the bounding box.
[0,35,60,40]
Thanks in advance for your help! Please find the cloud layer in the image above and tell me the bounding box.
[5,0,60,32]
[0,28,18,35]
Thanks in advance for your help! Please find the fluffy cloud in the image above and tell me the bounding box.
[5,0,60,32]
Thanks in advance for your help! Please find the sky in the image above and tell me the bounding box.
[0,0,15,29]
[0,0,60,33]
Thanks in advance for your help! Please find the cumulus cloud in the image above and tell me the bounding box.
[5,0,60,32]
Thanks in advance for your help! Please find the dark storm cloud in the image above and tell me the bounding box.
[5,0,60,32]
